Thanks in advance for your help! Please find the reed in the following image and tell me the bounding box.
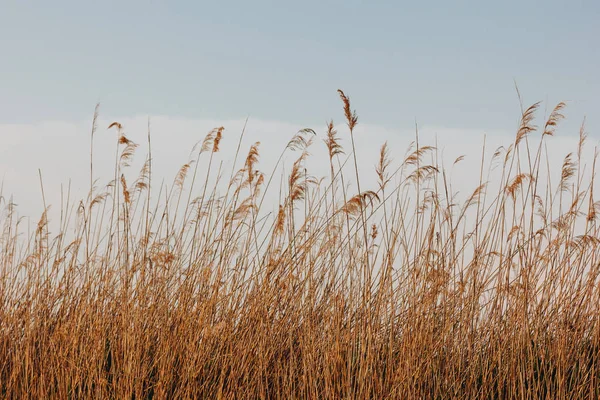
[1,91,599,399]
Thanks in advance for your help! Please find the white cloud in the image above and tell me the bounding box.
[1,115,596,236]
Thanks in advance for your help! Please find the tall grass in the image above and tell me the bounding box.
[1,92,599,399]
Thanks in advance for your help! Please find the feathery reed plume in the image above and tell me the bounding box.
[464,182,487,208]
[200,129,216,153]
[407,164,439,184]
[341,190,380,217]
[288,151,310,204]
[90,192,110,209]
[120,174,130,204]
[376,142,391,191]
[403,145,436,166]
[559,153,576,193]
[324,120,344,160]
[274,204,286,237]
[287,128,316,151]
[213,126,224,153]
[516,101,541,145]
[175,163,192,189]
[337,89,358,131]
[35,207,49,236]
[118,134,138,168]
[253,171,265,198]
[370,223,378,241]
[245,142,261,184]
[231,196,256,221]
[543,102,566,136]
[506,173,532,199]
[577,119,587,160]
[134,159,151,192]
[198,127,225,154]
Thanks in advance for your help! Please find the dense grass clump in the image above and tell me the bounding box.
[1,92,599,399]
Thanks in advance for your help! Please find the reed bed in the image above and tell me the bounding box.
[1,92,599,399]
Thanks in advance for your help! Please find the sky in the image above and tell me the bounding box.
[1,0,599,220]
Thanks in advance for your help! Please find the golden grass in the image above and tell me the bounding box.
[1,91,599,399]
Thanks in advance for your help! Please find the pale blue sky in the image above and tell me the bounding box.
[1,0,599,221]
[1,0,598,132]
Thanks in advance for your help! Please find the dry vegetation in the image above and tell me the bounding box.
[1,91,600,399]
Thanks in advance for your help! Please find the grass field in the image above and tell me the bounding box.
[1,91,599,398]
